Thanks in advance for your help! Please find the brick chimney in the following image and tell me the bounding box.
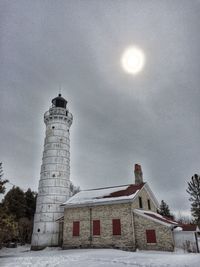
[134,164,143,184]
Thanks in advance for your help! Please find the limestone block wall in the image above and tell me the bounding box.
[132,187,158,212]
[134,213,174,251]
[63,203,136,250]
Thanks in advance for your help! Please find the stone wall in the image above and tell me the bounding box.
[63,186,160,251]
[63,203,136,250]
[134,212,174,251]
[132,187,158,212]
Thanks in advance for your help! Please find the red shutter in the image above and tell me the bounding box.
[112,219,121,235]
[93,220,100,235]
[146,230,156,243]
[73,221,80,236]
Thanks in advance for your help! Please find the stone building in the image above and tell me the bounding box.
[61,164,199,252]
[31,94,73,250]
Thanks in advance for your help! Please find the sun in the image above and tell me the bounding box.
[121,46,145,74]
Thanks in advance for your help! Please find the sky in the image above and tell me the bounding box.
[1,0,200,217]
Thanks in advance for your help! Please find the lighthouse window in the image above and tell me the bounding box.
[37,229,40,232]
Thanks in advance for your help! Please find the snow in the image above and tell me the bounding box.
[134,209,179,227]
[0,245,199,267]
[63,185,138,206]
[173,231,198,252]
[135,209,178,223]
[174,227,183,232]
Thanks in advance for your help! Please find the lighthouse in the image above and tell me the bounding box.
[31,94,73,250]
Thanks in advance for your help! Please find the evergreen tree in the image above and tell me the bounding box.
[158,200,173,218]
[186,174,200,226]
[18,217,33,244]
[24,188,37,219]
[0,162,8,194]
[0,186,37,244]
[2,186,26,219]
[0,211,18,246]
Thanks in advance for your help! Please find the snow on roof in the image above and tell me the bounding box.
[134,209,179,227]
[135,211,199,231]
[173,227,183,232]
[63,183,144,207]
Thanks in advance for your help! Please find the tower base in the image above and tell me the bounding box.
[31,232,60,250]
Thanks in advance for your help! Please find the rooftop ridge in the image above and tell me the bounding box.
[81,182,146,192]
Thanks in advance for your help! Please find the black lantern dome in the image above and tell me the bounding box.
[52,94,67,109]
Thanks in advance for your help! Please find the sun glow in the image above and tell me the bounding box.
[121,46,145,74]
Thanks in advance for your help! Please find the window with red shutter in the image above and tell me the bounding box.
[112,219,121,235]
[73,221,80,236]
[93,220,100,235]
[146,229,156,243]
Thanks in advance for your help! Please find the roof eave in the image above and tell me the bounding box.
[63,197,137,209]
[61,183,146,208]
[144,183,159,208]
[133,209,179,228]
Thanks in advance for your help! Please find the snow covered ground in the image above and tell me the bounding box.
[0,245,199,267]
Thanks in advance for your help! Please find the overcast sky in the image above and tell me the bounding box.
[1,0,200,216]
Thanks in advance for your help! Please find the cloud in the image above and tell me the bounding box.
[1,0,200,215]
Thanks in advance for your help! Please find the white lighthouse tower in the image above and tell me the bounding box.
[31,94,73,250]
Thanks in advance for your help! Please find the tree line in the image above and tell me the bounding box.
[0,186,37,245]
[0,163,37,246]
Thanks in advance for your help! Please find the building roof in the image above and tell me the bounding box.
[62,183,145,207]
[144,211,178,225]
[52,93,67,108]
[102,183,145,198]
[52,93,67,104]
[134,210,200,232]
[134,209,179,227]
[181,224,199,232]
